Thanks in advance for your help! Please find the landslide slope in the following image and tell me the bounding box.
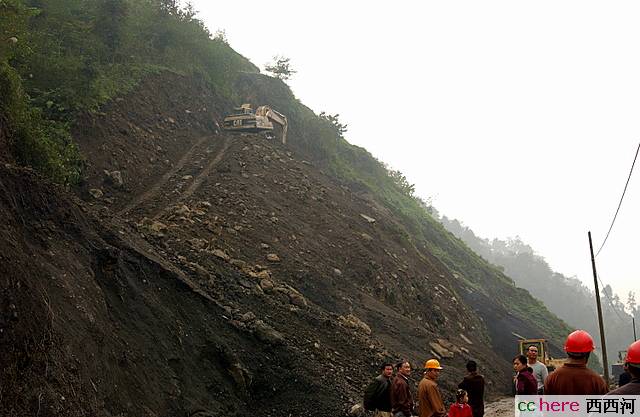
[2,6,575,414]
[63,71,569,407]
[71,71,510,395]
[1,76,508,416]
[1,153,393,416]
[231,73,573,359]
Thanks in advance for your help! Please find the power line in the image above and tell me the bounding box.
[595,141,640,257]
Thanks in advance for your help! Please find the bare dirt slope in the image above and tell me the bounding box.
[3,72,525,416]
[0,162,389,417]
[74,72,512,389]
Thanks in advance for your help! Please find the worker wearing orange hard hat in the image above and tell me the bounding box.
[608,340,640,394]
[418,359,446,417]
[544,330,608,395]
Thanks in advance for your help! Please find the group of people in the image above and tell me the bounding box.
[363,359,484,417]
[364,330,640,417]
[514,330,640,395]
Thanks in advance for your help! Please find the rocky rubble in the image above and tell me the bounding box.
[1,70,565,417]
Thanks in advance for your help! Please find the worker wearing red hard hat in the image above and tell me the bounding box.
[544,330,608,395]
[608,340,640,394]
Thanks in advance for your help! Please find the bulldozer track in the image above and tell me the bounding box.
[178,136,231,202]
[118,135,214,216]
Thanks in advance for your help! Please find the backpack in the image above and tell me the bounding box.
[363,376,389,411]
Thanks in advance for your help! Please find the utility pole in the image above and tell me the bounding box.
[588,231,610,382]
[634,317,637,341]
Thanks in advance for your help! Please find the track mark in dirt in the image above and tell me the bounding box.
[178,136,231,202]
[118,135,213,215]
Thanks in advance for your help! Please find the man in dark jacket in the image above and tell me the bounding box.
[458,360,485,417]
[364,362,394,416]
[609,340,640,395]
[391,361,414,417]
[618,365,631,387]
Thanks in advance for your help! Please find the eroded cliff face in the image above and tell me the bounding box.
[71,70,512,389]
[2,71,569,417]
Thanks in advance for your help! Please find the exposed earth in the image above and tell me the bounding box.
[2,72,545,416]
[485,398,514,417]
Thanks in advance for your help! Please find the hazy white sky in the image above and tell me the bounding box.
[191,0,638,307]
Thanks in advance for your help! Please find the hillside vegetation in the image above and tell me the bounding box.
[1,0,255,183]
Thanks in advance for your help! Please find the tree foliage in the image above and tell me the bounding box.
[319,111,347,139]
[1,0,258,184]
[0,0,82,184]
[1,61,82,184]
[265,55,296,80]
[213,29,228,45]
[386,166,415,198]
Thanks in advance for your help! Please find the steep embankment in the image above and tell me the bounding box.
[231,72,573,358]
[3,71,574,416]
[72,71,511,395]
[1,163,391,416]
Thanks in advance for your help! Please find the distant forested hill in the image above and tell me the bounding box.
[439,215,638,367]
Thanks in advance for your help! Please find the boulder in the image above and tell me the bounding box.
[239,311,256,323]
[229,259,248,269]
[89,188,103,199]
[252,320,284,345]
[349,404,365,417]
[188,238,208,250]
[212,249,230,262]
[256,270,271,280]
[289,293,308,308]
[149,221,167,234]
[360,232,374,241]
[259,279,274,292]
[429,341,454,359]
[266,253,281,262]
[437,338,462,354]
[339,314,372,335]
[173,204,190,216]
[359,213,376,223]
[103,170,123,188]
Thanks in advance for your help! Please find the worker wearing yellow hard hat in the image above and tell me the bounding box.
[418,359,446,417]
[424,359,443,370]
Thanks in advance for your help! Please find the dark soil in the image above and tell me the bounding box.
[2,72,521,417]
[0,113,11,163]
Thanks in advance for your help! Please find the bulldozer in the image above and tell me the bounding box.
[517,337,566,371]
[222,104,288,144]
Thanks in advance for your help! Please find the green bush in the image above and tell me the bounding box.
[1,0,259,183]
[0,61,82,185]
